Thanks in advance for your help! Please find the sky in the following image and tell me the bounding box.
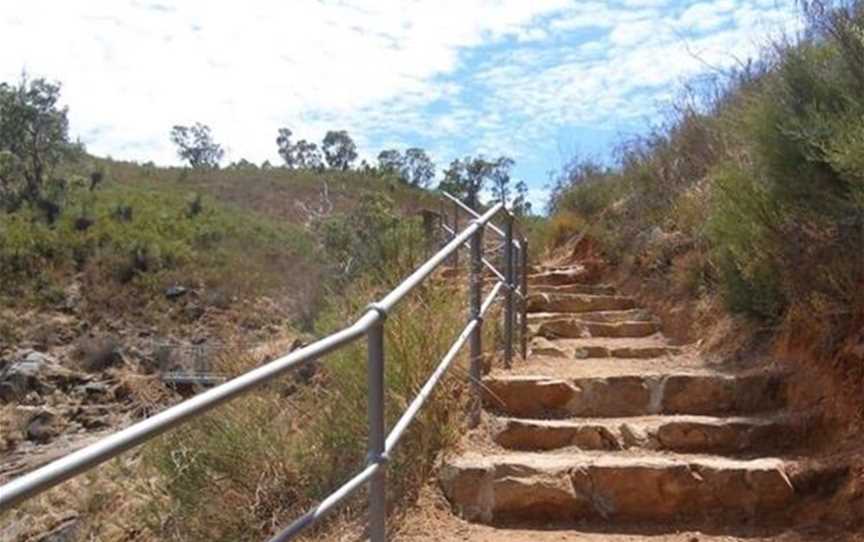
[1,0,801,211]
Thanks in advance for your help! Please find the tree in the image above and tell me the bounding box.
[277,128,324,170]
[322,130,357,171]
[486,156,515,203]
[0,75,82,211]
[439,155,513,210]
[320,193,400,280]
[546,157,608,215]
[378,147,435,187]
[403,148,435,188]
[170,123,224,169]
[377,149,405,176]
[511,180,533,216]
[294,140,324,170]
[226,158,258,170]
[276,128,294,166]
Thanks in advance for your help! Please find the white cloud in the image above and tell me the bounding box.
[0,0,803,192]
[1,0,571,164]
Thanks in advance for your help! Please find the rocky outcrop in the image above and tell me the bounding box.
[0,351,87,403]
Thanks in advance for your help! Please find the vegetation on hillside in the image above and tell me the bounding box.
[0,59,530,540]
[140,233,486,540]
[547,0,864,381]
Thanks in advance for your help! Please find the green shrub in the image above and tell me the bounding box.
[546,0,864,343]
[143,276,468,540]
[318,192,425,284]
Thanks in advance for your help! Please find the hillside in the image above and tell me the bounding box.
[1,157,435,334]
[7,1,864,540]
[548,0,864,398]
[0,158,444,540]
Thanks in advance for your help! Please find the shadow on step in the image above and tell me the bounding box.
[485,520,853,540]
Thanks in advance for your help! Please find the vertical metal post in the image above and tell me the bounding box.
[520,237,528,360]
[452,202,460,269]
[469,224,484,428]
[513,243,521,360]
[503,214,514,368]
[439,200,447,251]
[367,322,386,542]
[421,210,434,259]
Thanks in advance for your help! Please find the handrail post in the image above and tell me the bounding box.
[503,213,514,368]
[451,201,460,269]
[469,223,484,428]
[439,199,448,251]
[367,320,386,542]
[520,237,528,360]
[513,242,521,357]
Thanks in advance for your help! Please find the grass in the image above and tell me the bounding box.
[0,172,314,325]
[1,156,475,539]
[139,260,476,540]
[0,155,441,338]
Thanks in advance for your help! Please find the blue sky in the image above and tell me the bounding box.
[1,0,800,210]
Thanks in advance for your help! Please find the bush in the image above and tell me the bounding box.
[0,176,313,317]
[546,212,587,248]
[546,0,864,362]
[143,277,468,540]
[318,192,425,284]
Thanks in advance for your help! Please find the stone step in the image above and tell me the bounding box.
[482,372,786,418]
[528,283,617,296]
[491,414,799,454]
[440,451,797,524]
[527,264,582,274]
[527,309,656,325]
[528,268,595,287]
[530,337,680,359]
[527,293,637,314]
[537,319,661,339]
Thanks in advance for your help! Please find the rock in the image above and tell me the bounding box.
[0,350,89,403]
[441,452,797,524]
[74,336,123,372]
[538,319,660,339]
[528,267,591,287]
[661,373,786,415]
[526,293,637,314]
[529,337,568,358]
[531,283,617,296]
[61,283,82,313]
[482,373,786,419]
[37,518,79,542]
[183,304,205,320]
[482,377,578,418]
[0,351,52,402]
[26,410,60,443]
[76,381,109,401]
[493,418,621,451]
[165,285,188,299]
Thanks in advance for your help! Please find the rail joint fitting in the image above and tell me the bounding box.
[365,303,389,322]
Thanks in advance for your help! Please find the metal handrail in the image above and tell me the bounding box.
[0,199,528,542]
[440,191,521,250]
[438,191,528,367]
[440,222,507,284]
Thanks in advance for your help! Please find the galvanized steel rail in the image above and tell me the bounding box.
[0,196,528,542]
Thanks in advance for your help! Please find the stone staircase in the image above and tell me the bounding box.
[439,263,812,532]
